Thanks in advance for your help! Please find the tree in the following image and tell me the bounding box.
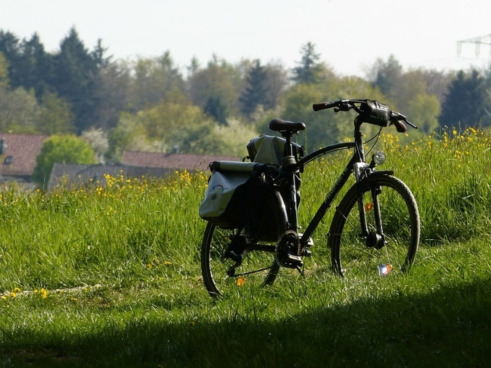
[16,33,53,97]
[187,56,242,122]
[51,28,106,133]
[33,134,96,188]
[240,60,269,117]
[111,100,217,154]
[0,52,9,89]
[371,55,403,97]
[37,92,75,134]
[281,76,387,150]
[128,52,185,111]
[94,60,131,130]
[292,42,326,84]
[440,69,489,128]
[204,96,228,125]
[0,31,21,86]
[0,87,41,133]
[82,127,109,163]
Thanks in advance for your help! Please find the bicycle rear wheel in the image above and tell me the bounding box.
[201,223,280,298]
[328,175,420,278]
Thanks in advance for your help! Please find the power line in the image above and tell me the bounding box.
[457,33,491,57]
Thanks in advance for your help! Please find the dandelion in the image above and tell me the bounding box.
[40,288,48,299]
[1,295,7,301]
[13,287,21,293]
[236,276,246,286]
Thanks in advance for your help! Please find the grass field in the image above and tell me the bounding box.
[0,128,490,367]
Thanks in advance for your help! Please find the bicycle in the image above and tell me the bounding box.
[200,99,420,298]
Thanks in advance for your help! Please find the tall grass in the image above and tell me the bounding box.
[0,128,489,367]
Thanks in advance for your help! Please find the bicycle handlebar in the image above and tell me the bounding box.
[313,99,417,132]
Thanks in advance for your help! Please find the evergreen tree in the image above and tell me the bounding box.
[17,34,53,97]
[440,69,489,128]
[0,31,21,86]
[292,42,324,84]
[239,60,268,117]
[204,96,228,125]
[51,28,107,133]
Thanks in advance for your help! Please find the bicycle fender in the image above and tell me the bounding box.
[368,170,394,177]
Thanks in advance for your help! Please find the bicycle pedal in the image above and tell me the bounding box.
[283,254,303,269]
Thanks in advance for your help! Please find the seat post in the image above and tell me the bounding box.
[281,131,296,168]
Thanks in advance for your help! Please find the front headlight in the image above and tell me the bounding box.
[373,151,386,165]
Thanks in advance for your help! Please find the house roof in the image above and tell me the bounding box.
[0,134,49,178]
[47,163,173,191]
[121,151,239,171]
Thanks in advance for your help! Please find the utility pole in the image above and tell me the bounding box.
[457,33,491,58]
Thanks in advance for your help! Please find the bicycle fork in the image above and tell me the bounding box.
[354,164,386,249]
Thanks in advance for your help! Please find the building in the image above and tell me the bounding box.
[0,134,49,182]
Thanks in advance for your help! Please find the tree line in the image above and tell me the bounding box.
[1,28,490,162]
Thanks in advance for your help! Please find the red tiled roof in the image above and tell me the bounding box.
[121,151,239,171]
[0,134,49,178]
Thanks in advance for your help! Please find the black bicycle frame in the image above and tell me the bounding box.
[282,121,368,248]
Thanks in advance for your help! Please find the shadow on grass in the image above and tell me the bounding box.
[1,277,489,368]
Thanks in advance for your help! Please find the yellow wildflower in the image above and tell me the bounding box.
[236,277,246,286]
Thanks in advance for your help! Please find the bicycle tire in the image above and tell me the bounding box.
[201,222,280,298]
[328,175,420,277]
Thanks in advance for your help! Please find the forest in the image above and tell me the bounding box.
[1,27,490,161]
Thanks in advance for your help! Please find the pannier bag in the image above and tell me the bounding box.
[199,160,285,241]
[199,135,303,240]
[198,161,254,227]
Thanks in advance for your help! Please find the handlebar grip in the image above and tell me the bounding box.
[313,101,338,111]
[392,120,407,133]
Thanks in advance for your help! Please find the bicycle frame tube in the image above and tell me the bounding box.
[299,153,359,246]
[282,141,358,246]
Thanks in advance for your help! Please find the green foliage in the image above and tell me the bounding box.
[128,52,185,111]
[440,69,490,128]
[0,87,41,133]
[0,52,8,89]
[292,42,330,84]
[32,134,96,188]
[52,28,105,134]
[239,60,286,117]
[0,131,489,367]
[1,28,491,162]
[282,77,387,150]
[37,92,75,134]
[188,57,242,121]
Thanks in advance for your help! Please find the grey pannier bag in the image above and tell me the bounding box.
[199,136,303,240]
[198,161,255,227]
[199,160,286,241]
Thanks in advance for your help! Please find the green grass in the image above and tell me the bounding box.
[0,128,490,367]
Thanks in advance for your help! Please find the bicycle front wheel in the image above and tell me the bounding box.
[328,175,420,278]
[201,223,280,298]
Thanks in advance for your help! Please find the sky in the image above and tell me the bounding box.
[1,0,490,77]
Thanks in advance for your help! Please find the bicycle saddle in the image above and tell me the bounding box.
[269,119,306,133]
